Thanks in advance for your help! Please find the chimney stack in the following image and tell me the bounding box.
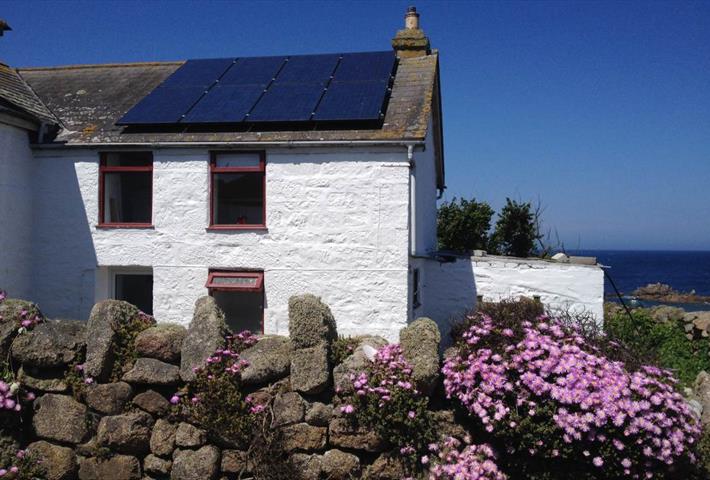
[392,6,431,58]
[0,19,11,37]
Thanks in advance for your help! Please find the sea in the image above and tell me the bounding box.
[569,250,710,312]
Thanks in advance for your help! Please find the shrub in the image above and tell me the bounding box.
[340,344,436,468]
[489,198,541,258]
[174,331,263,446]
[605,309,710,387]
[437,197,494,253]
[428,436,507,480]
[443,310,702,479]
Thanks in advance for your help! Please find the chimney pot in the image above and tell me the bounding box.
[405,6,420,30]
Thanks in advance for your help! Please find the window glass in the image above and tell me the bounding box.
[212,290,263,333]
[213,172,264,225]
[103,172,151,223]
[105,152,152,167]
[115,273,153,315]
[210,276,260,288]
[215,152,261,169]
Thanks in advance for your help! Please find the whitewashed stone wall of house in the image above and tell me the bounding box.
[413,115,438,257]
[0,124,34,299]
[31,147,411,340]
[420,256,605,343]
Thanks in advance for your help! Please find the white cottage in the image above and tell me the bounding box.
[0,10,603,340]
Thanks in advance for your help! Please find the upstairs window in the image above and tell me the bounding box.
[206,271,264,333]
[99,152,153,227]
[209,152,265,229]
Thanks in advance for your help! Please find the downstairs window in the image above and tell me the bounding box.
[114,271,153,315]
[206,271,264,333]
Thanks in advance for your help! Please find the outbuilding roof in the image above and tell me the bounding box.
[18,52,440,146]
[0,62,57,126]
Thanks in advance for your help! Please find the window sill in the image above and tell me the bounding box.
[96,224,155,230]
[206,225,268,232]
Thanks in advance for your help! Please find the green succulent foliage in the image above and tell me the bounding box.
[437,197,494,253]
[605,309,710,388]
[330,336,359,365]
[109,310,155,382]
[179,335,259,448]
[489,198,541,258]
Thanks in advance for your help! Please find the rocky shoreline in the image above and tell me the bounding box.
[630,282,710,305]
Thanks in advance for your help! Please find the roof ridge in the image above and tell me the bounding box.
[18,61,185,72]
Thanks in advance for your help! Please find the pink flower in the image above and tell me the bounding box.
[407,410,416,419]
[169,395,180,405]
[340,404,355,414]
[592,457,604,467]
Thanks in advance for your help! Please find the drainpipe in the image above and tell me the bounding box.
[408,144,417,257]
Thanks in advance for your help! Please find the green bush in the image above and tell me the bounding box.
[437,197,494,253]
[489,198,541,258]
[605,309,710,387]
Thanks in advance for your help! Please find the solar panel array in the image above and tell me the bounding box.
[117,51,397,126]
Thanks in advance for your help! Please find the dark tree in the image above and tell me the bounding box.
[489,198,542,257]
[437,197,494,253]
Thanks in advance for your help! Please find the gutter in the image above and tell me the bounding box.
[30,139,426,150]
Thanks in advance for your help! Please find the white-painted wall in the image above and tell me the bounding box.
[31,147,411,339]
[412,116,438,257]
[0,123,34,300]
[420,255,605,341]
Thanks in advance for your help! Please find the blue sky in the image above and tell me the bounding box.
[1,0,709,250]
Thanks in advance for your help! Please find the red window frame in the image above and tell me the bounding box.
[208,151,266,230]
[206,270,265,334]
[205,271,264,292]
[98,152,153,228]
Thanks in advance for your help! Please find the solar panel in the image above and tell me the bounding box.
[246,53,339,122]
[118,50,397,126]
[248,83,325,122]
[183,85,265,123]
[332,51,396,83]
[118,85,209,125]
[220,56,286,86]
[314,81,390,121]
[118,58,234,124]
[276,54,339,84]
[163,58,235,87]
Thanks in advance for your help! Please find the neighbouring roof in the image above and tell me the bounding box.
[0,62,57,126]
[18,52,440,145]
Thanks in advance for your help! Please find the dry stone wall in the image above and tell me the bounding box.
[0,294,453,480]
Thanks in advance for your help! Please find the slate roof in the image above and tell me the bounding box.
[18,52,440,145]
[0,62,57,125]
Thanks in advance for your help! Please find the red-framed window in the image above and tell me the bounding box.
[206,270,264,333]
[209,151,266,230]
[98,152,153,227]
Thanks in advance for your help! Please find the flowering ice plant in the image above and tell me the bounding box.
[427,436,507,480]
[442,312,702,478]
[174,331,262,446]
[341,343,435,465]
[0,449,46,479]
